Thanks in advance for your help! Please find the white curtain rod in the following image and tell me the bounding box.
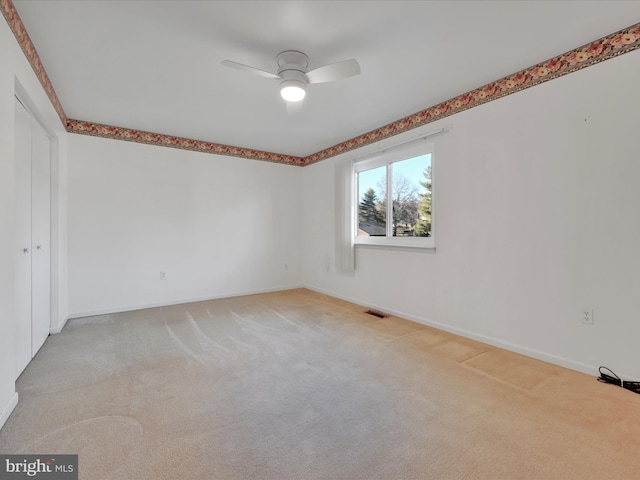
[346,127,447,164]
[379,128,446,153]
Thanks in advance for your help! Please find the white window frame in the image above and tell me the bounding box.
[353,140,435,250]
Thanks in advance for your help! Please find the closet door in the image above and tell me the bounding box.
[14,98,33,378]
[30,117,51,356]
[14,97,51,378]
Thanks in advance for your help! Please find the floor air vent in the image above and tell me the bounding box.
[365,309,389,318]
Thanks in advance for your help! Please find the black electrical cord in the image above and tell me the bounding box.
[597,366,640,395]
[623,380,640,394]
[598,366,622,386]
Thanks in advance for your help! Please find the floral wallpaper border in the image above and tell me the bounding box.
[66,119,305,166]
[2,0,639,167]
[0,0,67,126]
[304,21,640,165]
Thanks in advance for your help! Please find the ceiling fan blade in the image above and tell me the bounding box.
[305,59,360,84]
[221,60,280,79]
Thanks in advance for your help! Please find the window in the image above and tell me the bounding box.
[354,141,434,249]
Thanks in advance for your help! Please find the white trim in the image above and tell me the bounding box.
[14,90,52,139]
[354,140,435,248]
[66,284,304,319]
[303,284,604,379]
[49,317,69,334]
[0,392,19,431]
[355,243,435,254]
[355,236,435,249]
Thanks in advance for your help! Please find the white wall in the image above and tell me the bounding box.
[2,6,638,436]
[0,17,68,429]
[303,48,640,380]
[0,13,18,430]
[67,135,303,317]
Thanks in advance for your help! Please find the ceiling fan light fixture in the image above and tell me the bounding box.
[280,79,306,102]
[222,50,360,107]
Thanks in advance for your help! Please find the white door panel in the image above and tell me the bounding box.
[14,99,32,378]
[31,117,51,356]
[14,97,51,378]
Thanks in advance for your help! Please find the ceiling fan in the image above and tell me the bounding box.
[221,50,360,107]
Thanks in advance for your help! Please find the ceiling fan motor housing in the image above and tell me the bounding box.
[277,50,310,85]
[221,49,360,103]
[277,50,309,72]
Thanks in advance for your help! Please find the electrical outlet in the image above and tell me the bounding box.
[160,271,166,280]
[582,309,594,325]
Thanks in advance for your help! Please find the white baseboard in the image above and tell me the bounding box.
[303,284,600,379]
[0,392,19,431]
[55,281,608,381]
[67,284,305,320]
[50,316,69,334]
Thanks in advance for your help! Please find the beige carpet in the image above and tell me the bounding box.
[1,289,639,479]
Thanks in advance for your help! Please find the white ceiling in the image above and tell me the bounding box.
[13,0,640,158]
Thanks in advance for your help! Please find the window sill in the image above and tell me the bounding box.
[354,237,435,253]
